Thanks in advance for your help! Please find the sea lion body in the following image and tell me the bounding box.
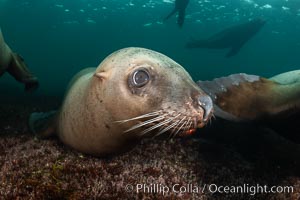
[0,28,39,91]
[164,0,190,27]
[186,18,266,57]
[31,47,213,156]
[198,71,300,121]
[270,70,300,84]
[197,71,300,164]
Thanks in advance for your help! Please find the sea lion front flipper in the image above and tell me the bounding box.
[29,111,57,138]
[7,53,39,92]
[226,42,245,57]
[197,73,300,121]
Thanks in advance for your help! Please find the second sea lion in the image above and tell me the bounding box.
[197,71,300,121]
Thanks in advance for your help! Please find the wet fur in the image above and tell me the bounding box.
[198,72,300,121]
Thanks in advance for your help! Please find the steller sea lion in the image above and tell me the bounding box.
[29,47,213,156]
[197,71,300,164]
[197,71,300,122]
[0,28,39,91]
[163,0,190,27]
[186,18,266,57]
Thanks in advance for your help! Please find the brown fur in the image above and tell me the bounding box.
[205,74,300,121]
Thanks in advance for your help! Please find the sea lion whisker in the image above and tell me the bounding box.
[123,114,166,133]
[173,120,188,138]
[156,110,176,131]
[155,120,180,138]
[183,123,190,133]
[187,120,193,131]
[171,116,186,134]
[115,110,163,123]
[185,117,191,130]
[140,116,176,136]
[175,123,188,138]
[154,114,181,137]
[181,117,192,135]
[169,116,187,139]
[166,120,181,139]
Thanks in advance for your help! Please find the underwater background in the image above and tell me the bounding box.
[0,0,300,97]
[1,1,300,199]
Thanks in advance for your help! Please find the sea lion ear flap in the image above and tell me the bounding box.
[94,72,108,80]
[197,73,263,121]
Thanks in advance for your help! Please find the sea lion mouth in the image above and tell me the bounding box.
[116,109,213,138]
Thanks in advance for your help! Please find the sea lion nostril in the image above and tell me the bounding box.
[198,95,213,122]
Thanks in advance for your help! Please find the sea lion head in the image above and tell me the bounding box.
[92,47,213,138]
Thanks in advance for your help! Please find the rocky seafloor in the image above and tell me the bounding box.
[0,96,299,200]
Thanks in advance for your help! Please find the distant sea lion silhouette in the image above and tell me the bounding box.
[0,28,38,91]
[29,47,213,156]
[164,0,190,27]
[186,18,266,57]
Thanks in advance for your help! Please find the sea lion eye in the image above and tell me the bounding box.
[132,69,150,87]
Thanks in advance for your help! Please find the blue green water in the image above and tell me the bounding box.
[0,0,299,97]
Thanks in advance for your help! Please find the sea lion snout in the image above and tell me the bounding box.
[189,92,213,129]
[197,95,213,123]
